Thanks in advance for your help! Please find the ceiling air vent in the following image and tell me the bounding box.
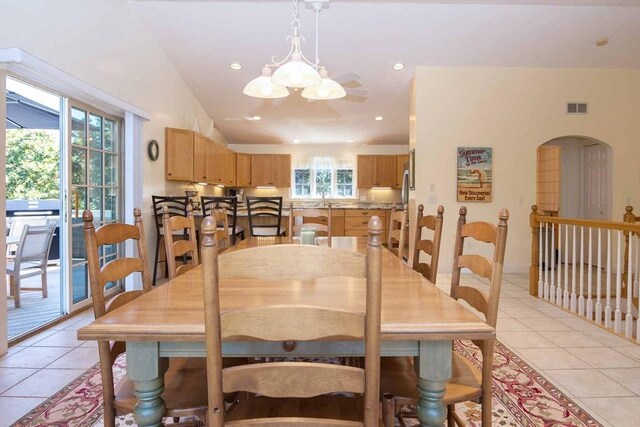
[567,102,588,114]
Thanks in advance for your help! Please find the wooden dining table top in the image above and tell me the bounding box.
[77,237,493,343]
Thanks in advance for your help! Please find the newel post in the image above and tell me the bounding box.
[623,206,635,285]
[530,205,540,296]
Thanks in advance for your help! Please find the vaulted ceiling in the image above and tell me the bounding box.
[134,0,640,145]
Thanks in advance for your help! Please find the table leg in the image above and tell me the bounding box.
[126,341,167,427]
[416,340,452,427]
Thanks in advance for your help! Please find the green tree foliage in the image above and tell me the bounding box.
[6,129,60,200]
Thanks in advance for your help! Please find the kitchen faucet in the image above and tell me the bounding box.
[321,189,326,207]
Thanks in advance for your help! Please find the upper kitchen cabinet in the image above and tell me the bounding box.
[357,155,396,188]
[251,154,291,187]
[396,154,409,189]
[209,142,236,186]
[193,133,209,183]
[165,128,194,182]
[236,153,251,187]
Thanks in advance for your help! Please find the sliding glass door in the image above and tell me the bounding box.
[66,101,123,310]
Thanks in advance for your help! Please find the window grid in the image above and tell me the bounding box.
[292,157,355,199]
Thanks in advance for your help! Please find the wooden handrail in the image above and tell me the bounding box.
[532,215,640,234]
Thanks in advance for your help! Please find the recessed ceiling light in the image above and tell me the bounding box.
[595,38,609,47]
[247,115,261,121]
[347,139,355,143]
[293,139,300,143]
[392,63,405,71]
[374,116,384,121]
[230,62,242,70]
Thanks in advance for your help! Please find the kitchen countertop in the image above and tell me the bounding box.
[194,202,401,216]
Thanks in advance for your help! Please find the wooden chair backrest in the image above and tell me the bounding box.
[212,209,230,252]
[202,196,239,242]
[450,206,509,329]
[288,202,332,239]
[83,208,152,404]
[387,204,407,260]
[412,205,444,283]
[246,196,283,236]
[162,204,199,279]
[201,215,383,427]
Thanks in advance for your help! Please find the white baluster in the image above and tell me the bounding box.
[579,226,585,316]
[586,227,593,320]
[614,230,622,333]
[605,229,611,328]
[550,223,556,303]
[595,228,602,325]
[556,224,563,306]
[544,222,550,300]
[564,224,570,309]
[538,221,543,298]
[635,233,639,299]
[625,230,634,338]
[571,225,577,312]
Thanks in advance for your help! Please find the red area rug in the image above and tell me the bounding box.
[12,341,602,426]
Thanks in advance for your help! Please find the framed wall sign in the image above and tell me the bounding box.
[457,147,492,202]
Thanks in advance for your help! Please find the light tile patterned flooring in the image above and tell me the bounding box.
[0,273,638,427]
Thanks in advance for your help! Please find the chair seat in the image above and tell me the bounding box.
[225,394,366,425]
[252,226,286,237]
[113,357,208,416]
[380,352,482,405]
[6,262,44,276]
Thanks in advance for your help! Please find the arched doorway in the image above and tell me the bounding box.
[537,136,612,220]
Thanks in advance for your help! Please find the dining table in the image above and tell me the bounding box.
[77,236,494,427]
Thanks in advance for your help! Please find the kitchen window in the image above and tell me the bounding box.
[291,155,355,198]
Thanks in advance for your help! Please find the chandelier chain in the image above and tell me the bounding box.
[291,0,300,33]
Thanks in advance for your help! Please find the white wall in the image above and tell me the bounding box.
[0,0,222,259]
[412,67,640,274]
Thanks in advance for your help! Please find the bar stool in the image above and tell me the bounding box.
[151,195,189,285]
[201,196,244,244]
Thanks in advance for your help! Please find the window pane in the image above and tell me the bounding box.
[104,119,117,152]
[71,108,86,146]
[89,151,103,185]
[315,169,331,196]
[105,188,118,221]
[72,187,87,225]
[72,264,88,303]
[89,114,102,149]
[105,153,117,186]
[89,187,103,222]
[72,147,86,185]
[294,169,310,184]
[71,226,86,262]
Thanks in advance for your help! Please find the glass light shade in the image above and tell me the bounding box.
[243,67,289,99]
[301,77,346,100]
[271,56,321,88]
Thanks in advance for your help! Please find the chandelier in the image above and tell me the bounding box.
[243,0,346,101]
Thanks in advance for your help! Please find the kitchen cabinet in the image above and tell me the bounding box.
[298,208,345,237]
[251,154,291,187]
[344,209,387,243]
[357,155,396,188]
[193,133,209,183]
[396,154,409,189]
[165,128,194,182]
[236,153,251,187]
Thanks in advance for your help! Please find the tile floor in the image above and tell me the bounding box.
[0,273,638,427]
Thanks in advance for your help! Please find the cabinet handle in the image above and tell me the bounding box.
[168,173,172,176]
[361,212,368,215]
[362,221,368,225]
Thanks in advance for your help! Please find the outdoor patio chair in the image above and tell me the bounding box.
[6,223,55,308]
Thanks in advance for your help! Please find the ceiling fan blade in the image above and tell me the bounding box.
[333,71,361,85]
[345,88,367,97]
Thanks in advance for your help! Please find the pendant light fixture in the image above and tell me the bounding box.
[243,0,345,100]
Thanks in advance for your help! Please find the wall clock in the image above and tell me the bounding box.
[147,140,159,161]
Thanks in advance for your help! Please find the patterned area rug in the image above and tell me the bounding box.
[13,340,602,427]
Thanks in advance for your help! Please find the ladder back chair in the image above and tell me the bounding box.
[380,206,509,427]
[246,196,285,237]
[211,209,231,252]
[412,204,444,283]
[82,208,207,426]
[151,195,189,285]
[201,215,384,426]
[288,202,332,242]
[387,204,408,261]
[202,196,244,244]
[6,224,55,308]
[162,204,199,279]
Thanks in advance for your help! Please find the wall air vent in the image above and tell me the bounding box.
[567,102,588,114]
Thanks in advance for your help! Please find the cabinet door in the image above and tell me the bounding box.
[357,155,376,188]
[376,156,396,187]
[396,154,409,189]
[331,210,345,236]
[193,133,208,183]
[251,155,272,187]
[271,155,291,187]
[236,153,251,187]
[226,151,237,186]
[165,128,194,181]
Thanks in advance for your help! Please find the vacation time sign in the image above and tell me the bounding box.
[457,147,493,202]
